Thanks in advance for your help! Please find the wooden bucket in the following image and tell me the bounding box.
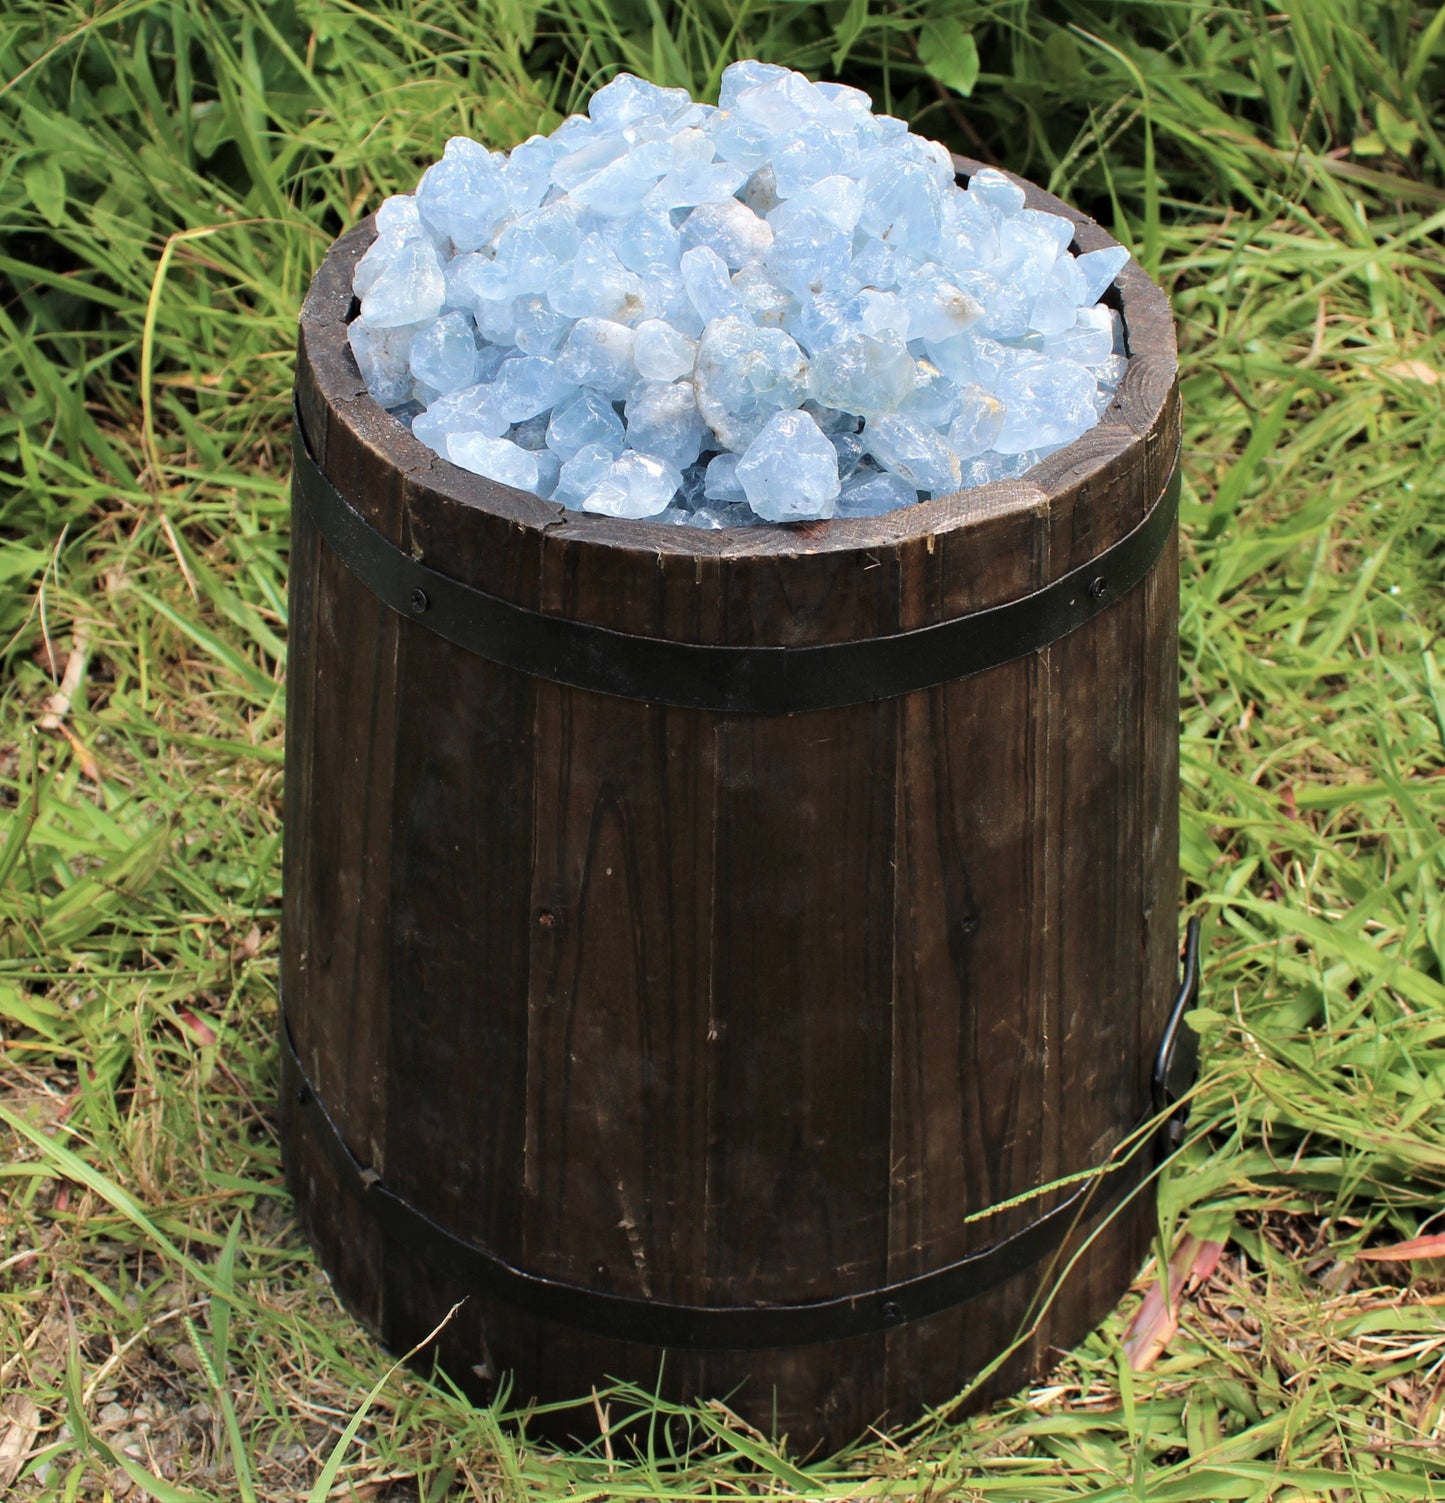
[280,155,1187,1455]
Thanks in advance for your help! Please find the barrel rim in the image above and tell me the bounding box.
[297,153,1178,568]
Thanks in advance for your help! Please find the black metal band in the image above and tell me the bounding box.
[291,412,1180,715]
[281,931,1199,1352]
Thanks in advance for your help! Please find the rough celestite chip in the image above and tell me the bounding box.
[692,317,809,451]
[736,409,841,521]
[348,62,1131,525]
[583,450,684,518]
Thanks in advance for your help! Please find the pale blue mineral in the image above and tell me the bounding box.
[411,382,509,454]
[633,319,697,383]
[583,450,684,518]
[764,206,852,298]
[624,381,710,468]
[1092,354,1128,412]
[409,310,480,394]
[648,156,749,210]
[552,133,630,194]
[355,233,445,329]
[925,330,1009,390]
[809,331,916,417]
[718,60,791,110]
[767,174,864,234]
[444,254,518,343]
[904,360,964,428]
[993,359,1097,454]
[794,291,868,356]
[947,384,1006,458]
[348,321,423,409]
[1003,208,1074,261]
[676,506,728,530]
[416,138,510,252]
[546,236,644,321]
[731,266,795,327]
[448,434,540,490]
[532,448,562,498]
[589,72,692,132]
[692,317,809,451]
[1051,251,1088,307]
[492,202,582,289]
[555,318,637,397]
[772,121,862,198]
[956,268,1032,340]
[549,113,599,151]
[731,70,835,135]
[374,194,425,238]
[864,414,962,495]
[901,267,983,343]
[1027,277,1080,338]
[546,389,626,459]
[512,293,573,356]
[860,160,944,254]
[356,61,1133,525]
[679,199,773,269]
[816,80,874,115]
[501,134,556,212]
[837,470,916,517]
[830,429,866,479]
[1039,305,1115,368]
[554,442,618,508]
[850,235,896,290]
[961,450,1041,487]
[703,451,746,502]
[680,245,745,324]
[967,166,1026,215]
[858,289,911,341]
[712,112,774,172]
[492,354,569,422]
[637,271,704,337]
[568,138,673,216]
[618,208,682,273]
[736,409,840,521]
[1077,246,1131,304]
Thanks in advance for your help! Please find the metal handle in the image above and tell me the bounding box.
[1152,914,1203,1148]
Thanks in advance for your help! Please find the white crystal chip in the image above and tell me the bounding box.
[349,62,1133,525]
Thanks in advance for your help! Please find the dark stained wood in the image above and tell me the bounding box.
[281,153,1181,1456]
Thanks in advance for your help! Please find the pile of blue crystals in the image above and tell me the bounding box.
[349,62,1131,527]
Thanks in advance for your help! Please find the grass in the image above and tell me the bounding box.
[1,0,1444,1496]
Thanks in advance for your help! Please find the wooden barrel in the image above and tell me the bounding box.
[280,155,1183,1455]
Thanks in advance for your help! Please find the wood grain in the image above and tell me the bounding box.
[281,155,1181,1455]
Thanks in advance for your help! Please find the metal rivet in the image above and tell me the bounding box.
[1089,576,1108,599]
[409,587,430,613]
[882,1299,902,1322]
